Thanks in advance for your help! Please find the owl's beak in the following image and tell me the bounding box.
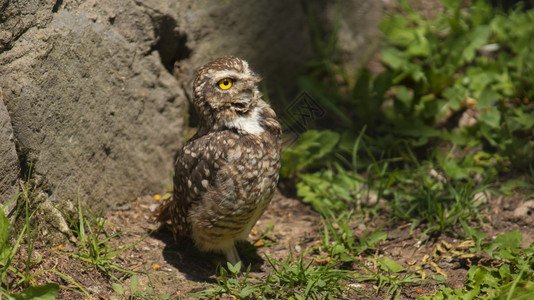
[231,91,253,113]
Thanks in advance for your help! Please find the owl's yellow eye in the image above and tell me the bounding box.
[218,78,233,90]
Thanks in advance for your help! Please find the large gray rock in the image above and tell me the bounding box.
[0,93,19,207]
[1,1,185,211]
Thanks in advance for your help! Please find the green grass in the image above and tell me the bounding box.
[1,181,89,299]
[424,231,534,299]
[195,254,355,299]
[57,192,144,281]
[1,170,144,298]
[111,273,170,300]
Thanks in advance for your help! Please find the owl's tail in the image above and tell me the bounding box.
[153,198,172,223]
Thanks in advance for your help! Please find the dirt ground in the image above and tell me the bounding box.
[10,188,534,299]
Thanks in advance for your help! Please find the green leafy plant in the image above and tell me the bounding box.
[320,211,386,263]
[378,0,534,170]
[264,251,354,299]
[425,231,534,299]
[283,0,534,230]
[318,211,428,298]
[112,274,170,300]
[193,261,271,299]
[289,0,534,179]
[198,254,354,299]
[281,130,340,177]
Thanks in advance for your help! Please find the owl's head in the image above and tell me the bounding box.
[192,56,267,135]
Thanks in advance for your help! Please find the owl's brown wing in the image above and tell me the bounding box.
[158,129,239,239]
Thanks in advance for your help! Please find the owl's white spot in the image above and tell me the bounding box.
[188,180,192,188]
[195,82,205,93]
[201,179,209,188]
[225,106,264,135]
[227,148,243,163]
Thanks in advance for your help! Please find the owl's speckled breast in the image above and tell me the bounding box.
[189,131,280,249]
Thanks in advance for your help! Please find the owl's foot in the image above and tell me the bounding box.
[222,243,241,267]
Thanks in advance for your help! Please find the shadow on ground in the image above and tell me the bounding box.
[151,227,265,282]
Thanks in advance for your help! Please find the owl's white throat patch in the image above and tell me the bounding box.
[226,107,264,135]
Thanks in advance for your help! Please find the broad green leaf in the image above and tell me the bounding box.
[479,108,500,128]
[281,130,340,177]
[380,47,408,70]
[512,108,534,129]
[364,231,387,249]
[442,85,468,111]
[226,261,241,274]
[239,285,254,298]
[394,85,413,108]
[461,25,491,63]
[377,257,405,273]
[379,15,414,47]
[478,87,499,108]
[494,230,522,257]
[0,209,9,263]
[500,178,530,196]
[130,275,139,292]
[111,283,125,295]
[498,264,511,281]
[9,284,59,300]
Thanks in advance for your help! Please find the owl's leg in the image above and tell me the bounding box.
[222,243,241,266]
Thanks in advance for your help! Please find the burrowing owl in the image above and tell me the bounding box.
[156,56,281,265]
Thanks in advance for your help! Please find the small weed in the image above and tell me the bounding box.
[319,211,428,298]
[58,192,144,280]
[193,261,270,299]
[197,254,354,299]
[1,180,89,298]
[112,274,170,300]
[424,231,534,299]
[320,211,386,263]
[388,166,485,235]
[264,251,354,299]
